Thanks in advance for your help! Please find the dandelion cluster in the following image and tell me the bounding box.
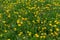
[0,0,60,40]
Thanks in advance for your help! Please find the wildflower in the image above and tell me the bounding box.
[54,31,58,36]
[43,35,46,38]
[35,34,39,37]
[6,10,10,13]
[18,24,22,26]
[18,32,23,36]
[54,20,59,24]
[40,36,43,38]
[49,23,52,26]
[17,19,20,23]
[27,31,32,36]
[7,39,11,40]
[4,30,8,32]
[13,28,17,31]
[22,17,27,21]
[32,20,36,24]
[50,29,53,32]
[8,14,11,18]
[55,28,59,31]
[0,34,3,37]
[2,20,6,23]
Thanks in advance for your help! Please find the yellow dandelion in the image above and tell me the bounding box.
[43,35,46,38]
[44,33,46,35]
[56,22,59,24]
[8,14,11,18]
[22,17,25,20]
[54,20,59,24]
[6,10,10,13]
[13,28,16,31]
[35,34,39,37]
[49,23,52,26]
[28,32,31,36]
[27,31,32,36]
[54,31,58,36]
[53,25,57,27]
[36,19,40,23]
[50,29,53,32]
[42,27,46,31]
[34,15,37,17]
[41,33,44,35]
[14,11,18,14]
[24,18,28,20]
[18,24,22,26]
[32,20,36,24]
[4,30,8,32]
[2,21,6,23]
[20,21,23,24]
[18,32,23,36]
[51,32,54,35]
[18,15,21,17]
[0,34,3,37]
[7,39,11,40]
[17,19,20,23]
[41,21,44,24]
[55,28,59,31]
[40,36,43,38]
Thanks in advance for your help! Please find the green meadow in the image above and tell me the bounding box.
[0,0,60,40]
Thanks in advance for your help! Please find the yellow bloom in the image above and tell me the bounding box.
[13,28,17,31]
[40,36,43,38]
[43,36,46,38]
[18,15,21,17]
[2,21,6,23]
[18,24,21,26]
[50,29,53,32]
[7,39,10,40]
[28,32,31,36]
[54,20,59,24]
[55,28,59,31]
[36,19,40,23]
[42,27,46,30]
[17,19,20,23]
[41,33,44,35]
[49,23,52,26]
[22,17,28,21]
[41,21,44,24]
[6,10,10,13]
[54,31,58,36]
[32,20,36,24]
[34,15,37,17]
[4,30,8,32]
[18,32,23,36]
[14,11,18,14]
[0,34,3,37]
[35,34,39,37]
[56,22,59,24]
[8,14,11,18]
[27,31,31,36]
[51,32,54,35]
[53,25,57,27]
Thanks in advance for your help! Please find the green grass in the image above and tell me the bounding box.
[0,0,60,40]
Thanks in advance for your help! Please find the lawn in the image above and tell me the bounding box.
[0,0,60,40]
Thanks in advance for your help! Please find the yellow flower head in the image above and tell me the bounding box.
[35,34,39,37]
